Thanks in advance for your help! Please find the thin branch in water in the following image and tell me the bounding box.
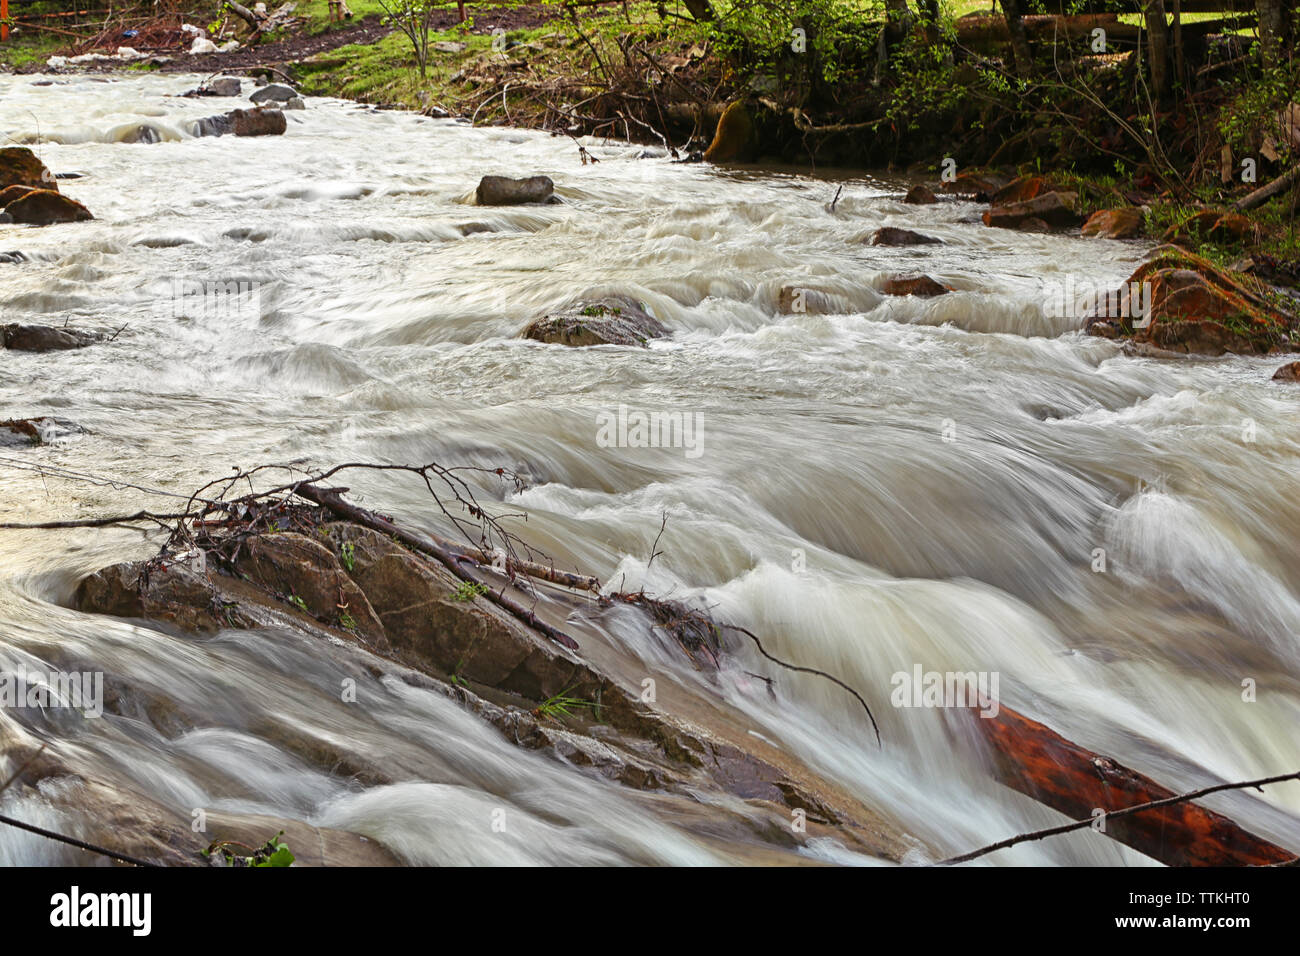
[940,770,1300,865]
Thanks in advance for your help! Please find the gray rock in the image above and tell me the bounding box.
[284,96,306,110]
[476,174,554,206]
[249,83,297,104]
[192,108,287,138]
[206,76,242,97]
[521,295,668,347]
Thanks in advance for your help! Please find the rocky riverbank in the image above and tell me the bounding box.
[62,482,910,865]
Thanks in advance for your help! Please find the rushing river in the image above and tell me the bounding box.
[1,72,1298,866]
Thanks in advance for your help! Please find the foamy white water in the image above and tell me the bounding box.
[1,72,1298,865]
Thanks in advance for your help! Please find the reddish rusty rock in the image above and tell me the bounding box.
[1084,247,1293,355]
[231,107,288,137]
[1207,211,1262,244]
[0,184,39,209]
[0,146,57,192]
[1272,361,1300,382]
[965,704,1296,866]
[881,274,950,297]
[903,184,938,204]
[1081,207,1144,239]
[1162,208,1263,245]
[4,189,93,225]
[870,226,942,246]
[990,176,1052,206]
[982,191,1080,230]
[938,172,1008,200]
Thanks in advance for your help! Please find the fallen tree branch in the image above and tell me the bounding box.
[293,483,583,651]
[941,769,1300,865]
[1235,164,1300,211]
[0,812,155,867]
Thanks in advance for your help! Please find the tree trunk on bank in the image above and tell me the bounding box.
[1256,0,1287,66]
[1172,0,1185,94]
[1000,0,1035,77]
[884,0,913,45]
[1142,0,1170,100]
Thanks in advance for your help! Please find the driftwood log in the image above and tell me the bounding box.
[967,704,1295,866]
[1235,164,1300,211]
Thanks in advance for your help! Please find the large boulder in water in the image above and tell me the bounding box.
[881,274,950,297]
[476,175,554,205]
[1273,361,1300,382]
[249,83,298,104]
[0,184,39,208]
[3,189,93,225]
[983,191,1081,231]
[2,323,104,351]
[870,226,942,246]
[192,107,287,138]
[0,146,56,192]
[521,296,667,347]
[1084,246,1296,355]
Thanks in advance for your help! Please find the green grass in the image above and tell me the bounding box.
[0,32,67,70]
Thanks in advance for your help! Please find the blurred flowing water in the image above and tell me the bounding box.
[1,72,1298,866]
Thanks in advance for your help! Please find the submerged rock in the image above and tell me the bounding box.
[1272,361,1300,382]
[2,323,104,351]
[0,251,24,264]
[881,274,950,297]
[870,226,942,246]
[777,285,841,315]
[0,146,57,192]
[903,184,938,204]
[521,296,668,347]
[73,509,909,863]
[0,417,83,447]
[475,174,554,205]
[3,189,93,225]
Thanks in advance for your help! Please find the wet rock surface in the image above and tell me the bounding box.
[73,510,909,864]
[521,295,668,347]
[2,323,105,351]
[475,174,555,205]
[870,226,942,246]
